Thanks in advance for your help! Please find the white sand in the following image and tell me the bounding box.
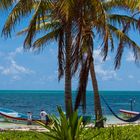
[0,122,47,132]
[105,115,140,124]
[86,115,140,128]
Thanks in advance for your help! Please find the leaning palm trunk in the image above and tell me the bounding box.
[85,26,104,128]
[65,23,73,117]
[90,61,104,128]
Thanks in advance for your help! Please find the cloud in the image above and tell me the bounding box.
[126,52,135,62]
[38,70,58,84]
[8,47,23,60]
[47,76,55,82]
[10,47,23,55]
[0,66,4,70]
[2,60,33,76]
[49,48,57,56]
[95,65,121,81]
[94,49,110,65]
[47,70,58,82]
[12,75,21,81]
[93,49,120,81]
[0,47,35,80]
[128,75,134,79]
[94,49,103,64]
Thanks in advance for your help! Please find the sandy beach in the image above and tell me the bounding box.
[104,115,140,127]
[0,115,140,132]
[0,122,47,132]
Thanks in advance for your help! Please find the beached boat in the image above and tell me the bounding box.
[0,108,39,124]
[120,109,140,118]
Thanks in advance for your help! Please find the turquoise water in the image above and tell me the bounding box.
[0,90,140,118]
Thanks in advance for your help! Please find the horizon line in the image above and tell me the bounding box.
[0,90,140,92]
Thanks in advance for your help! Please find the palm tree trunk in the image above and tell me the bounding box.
[65,23,73,117]
[90,60,104,128]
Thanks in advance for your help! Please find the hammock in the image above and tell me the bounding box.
[101,96,140,122]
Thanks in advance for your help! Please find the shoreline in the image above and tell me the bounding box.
[0,122,140,132]
[0,115,139,131]
[0,117,140,132]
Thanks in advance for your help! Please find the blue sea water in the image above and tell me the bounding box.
[0,90,140,118]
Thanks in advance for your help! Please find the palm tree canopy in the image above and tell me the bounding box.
[2,0,140,64]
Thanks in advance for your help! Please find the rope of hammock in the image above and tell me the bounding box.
[101,95,140,122]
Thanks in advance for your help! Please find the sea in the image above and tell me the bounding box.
[0,90,140,118]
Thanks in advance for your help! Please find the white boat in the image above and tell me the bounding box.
[0,108,38,123]
[0,107,49,125]
[120,109,140,117]
[0,108,28,123]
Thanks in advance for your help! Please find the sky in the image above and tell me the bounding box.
[0,10,140,91]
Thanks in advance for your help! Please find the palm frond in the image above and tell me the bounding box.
[101,25,109,61]
[71,30,82,76]
[108,24,140,69]
[0,0,16,9]
[24,0,51,48]
[2,0,34,37]
[17,21,60,36]
[58,28,65,81]
[108,14,140,33]
[32,29,60,50]
[115,42,124,69]
[56,0,75,22]
[100,24,115,61]
[103,0,140,12]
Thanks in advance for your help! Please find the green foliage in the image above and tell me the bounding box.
[43,106,85,140]
[0,131,46,140]
[88,125,140,140]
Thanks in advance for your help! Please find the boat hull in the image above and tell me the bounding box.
[120,109,140,118]
[0,108,39,124]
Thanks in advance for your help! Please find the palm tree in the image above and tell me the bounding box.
[73,0,140,127]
